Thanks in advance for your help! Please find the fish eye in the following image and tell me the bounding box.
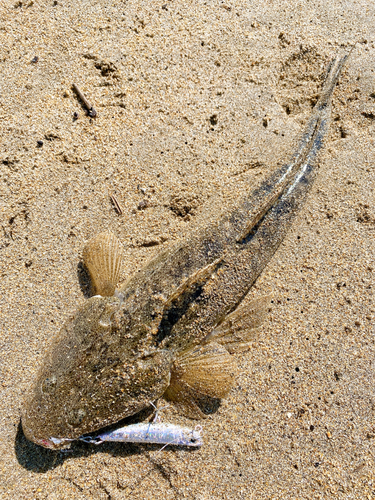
[41,375,57,394]
[191,438,197,443]
[99,298,121,327]
[68,408,87,427]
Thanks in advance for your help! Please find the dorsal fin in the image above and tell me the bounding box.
[155,257,224,345]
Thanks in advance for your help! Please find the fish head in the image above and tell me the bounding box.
[22,295,173,449]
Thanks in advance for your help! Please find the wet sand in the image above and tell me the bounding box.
[0,0,374,498]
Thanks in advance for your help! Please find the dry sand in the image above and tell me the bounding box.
[1,0,375,498]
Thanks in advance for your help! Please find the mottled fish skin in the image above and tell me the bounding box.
[22,54,348,449]
[22,296,173,449]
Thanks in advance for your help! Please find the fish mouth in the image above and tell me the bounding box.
[43,436,74,449]
[38,437,62,449]
[22,421,73,450]
[31,435,74,450]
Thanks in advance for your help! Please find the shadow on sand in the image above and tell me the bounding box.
[14,399,212,473]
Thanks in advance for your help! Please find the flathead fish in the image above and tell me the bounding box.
[22,54,348,449]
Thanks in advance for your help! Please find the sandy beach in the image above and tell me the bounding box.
[0,0,374,498]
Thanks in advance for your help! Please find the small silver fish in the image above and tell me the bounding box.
[79,422,203,447]
[22,53,349,449]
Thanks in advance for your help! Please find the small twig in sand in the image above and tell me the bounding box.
[110,194,123,215]
[72,83,97,118]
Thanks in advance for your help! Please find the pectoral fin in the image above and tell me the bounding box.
[164,342,238,418]
[83,232,123,297]
[164,378,206,419]
[205,295,272,353]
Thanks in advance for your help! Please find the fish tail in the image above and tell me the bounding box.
[247,52,350,259]
[232,52,350,294]
[233,52,350,244]
[288,52,349,173]
[319,53,350,108]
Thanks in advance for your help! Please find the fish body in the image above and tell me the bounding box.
[22,54,348,449]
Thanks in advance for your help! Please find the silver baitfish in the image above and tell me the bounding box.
[79,422,203,447]
[22,53,349,449]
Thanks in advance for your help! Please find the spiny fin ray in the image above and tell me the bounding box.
[205,295,272,353]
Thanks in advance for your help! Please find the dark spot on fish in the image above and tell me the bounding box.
[156,285,205,345]
[106,357,120,366]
